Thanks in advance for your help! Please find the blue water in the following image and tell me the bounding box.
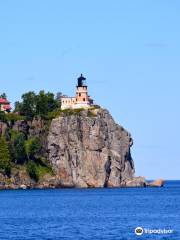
[0,181,179,240]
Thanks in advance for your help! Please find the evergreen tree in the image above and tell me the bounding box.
[0,137,11,176]
[56,92,62,108]
[0,93,7,99]
[9,132,26,164]
[14,101,22,113]
[20,91,36,120]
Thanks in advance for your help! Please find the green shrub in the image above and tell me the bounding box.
[9,132,26,164]
[46,110,61,120]
[25,137,41,160]
[61,108,84,116]
[91,105,101,109]
[5,113,25,121]
[9,129,19,140]
[36,164,53,178]
[26,159,53,182]
[0,111,6,121]
[87,110,97,117]
[27,160,39,182]
[0,112,25,123]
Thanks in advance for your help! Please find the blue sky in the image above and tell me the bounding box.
[0,0,180,179]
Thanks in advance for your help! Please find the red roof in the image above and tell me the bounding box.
[3,105,11,110]
[0,98,9,104]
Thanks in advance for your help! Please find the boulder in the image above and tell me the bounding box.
[125,177,147,187]
[148,179,164,187]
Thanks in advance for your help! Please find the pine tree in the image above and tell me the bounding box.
[0,137,11,176]
[0,93,7,99]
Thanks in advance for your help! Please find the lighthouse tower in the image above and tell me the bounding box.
[74,74,90,109]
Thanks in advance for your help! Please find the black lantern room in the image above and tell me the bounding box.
[77,74,87,87]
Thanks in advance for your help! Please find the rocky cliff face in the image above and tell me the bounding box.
[0,108,148,189]
[48,109,136,188]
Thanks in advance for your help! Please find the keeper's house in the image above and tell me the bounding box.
[0,98,11,113]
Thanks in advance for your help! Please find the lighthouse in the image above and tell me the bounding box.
[75,74,90,108]
[61,74,94,110]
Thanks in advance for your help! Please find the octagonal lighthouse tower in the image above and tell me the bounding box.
[75,74,90,108]
[61,74,94,110]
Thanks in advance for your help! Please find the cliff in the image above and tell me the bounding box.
[47,108,145,187]
[0,108,147,189]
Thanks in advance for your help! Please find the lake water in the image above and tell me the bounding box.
[0,181,179,240]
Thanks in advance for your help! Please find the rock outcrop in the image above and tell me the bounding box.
[125,177,147,187]
[48,108,136,188]
[148,179,164,187]
[0,122,8,135]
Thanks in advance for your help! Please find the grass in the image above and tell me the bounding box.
[46,110,62,120]
[87,110,97,117]
[61,108,84,116]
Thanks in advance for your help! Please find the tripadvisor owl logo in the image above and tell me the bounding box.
[135,227,144,236]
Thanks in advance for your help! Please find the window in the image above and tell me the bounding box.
[79,93,81,97]
[83,98,85,101]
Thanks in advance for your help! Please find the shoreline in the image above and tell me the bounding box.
[0,179,164,190]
